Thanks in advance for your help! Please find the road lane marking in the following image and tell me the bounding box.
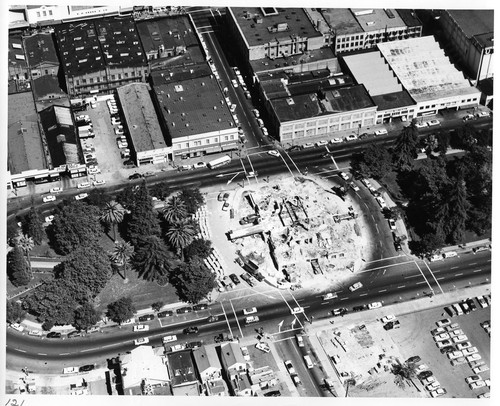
[422,261,445,294]
[361,260,415,273]
[455,273,463,277]
[416,281,426,285]
[397,286,405,289]
[450,266,459,269]
[473,269,482,273]
[37,353,47,356]
[229,299,244,338]
[219,302,234,339]
[436,277,445,280]
[14,349,26,353]
[404,274,421,279]
[359,293,368,297]
[60,353,70,355]
[469,263,477,266]
[80,348,93,353]
[378,289,387,293]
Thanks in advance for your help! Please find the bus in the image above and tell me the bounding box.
[207,155,231,169]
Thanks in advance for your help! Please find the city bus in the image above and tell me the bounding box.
[207,155,231,169]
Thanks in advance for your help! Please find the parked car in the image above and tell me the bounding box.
[49,187,63,194]
[138,314,155,322]
[243,307,257,315]
[229,274,241,285]
[134,337,149,345]
[349,282,363,292]
[67,330,83,338]
[133,325,149,332]
[79,364,95,372]
[75,193,88,201]
[129,173,143,180]
[296,335,305,347]
[344,134,358,142]
[333,307,348,316]
[10,323,24,332]
[42,195,56,203]
[434,332,451,342]
[193,304,208,311]
[255,342,271,353]
[407,356,421,364]
[436,318,451,327]
[268,150,280,157]
[431,327,447,336]
[46,332,62,339]
[374,129,388,136]
[430,388,447,398]
[440,346,456,354]
[245,316,260,324]
[418,370,433,380]
[183,326,199,335]
[339,172,350,181]
[368,302,382,310]
[436,339,453,348]
[162,335,177,343]
[330,137,343,144]
[177,307,193,314]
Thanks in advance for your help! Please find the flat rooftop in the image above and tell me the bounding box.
[117,83,168,152]
[371,91,415,111]
[320,8,361,36]
[24,33,59,68]
[229,7,322,48]
[9,34,28,71]
[152,69,235,139]
[351,8,406,32]
[446,10,493,48]
[166,350,197,388]
[251,46,336,74]
[94,17,147,68]
[8,92,46,174]
[272,84,375,123]
[378,36,480,103]
[54,21,106,76]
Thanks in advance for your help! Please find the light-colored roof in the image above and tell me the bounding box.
[343,52,402,96]
[117,83,167,152]
[221,342,246,369]
[378,36,479,102]
[193,345,221,374]
[120,346,169,388]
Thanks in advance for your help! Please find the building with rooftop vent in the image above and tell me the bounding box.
[136,15,205,72]
[151,66,239,158]
[439,10,494,82]
[23,33,60,79]
[8,34,30,93]
[226,7,324,62]
[193,345,228,396]
[116,82,172,166]
[166,350,200,396]
[54,17,148,97]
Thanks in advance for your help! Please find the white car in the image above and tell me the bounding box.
[133,324,149,332]
[322,293,337,301]
[426,381,441,391]
[50,187,63,194]
[43,195,56,203]
[262,127,269,136]
[111,118,121,125]
[171,344,186,352]
[296,335,305,347]
[63,367,79,374]
[134,337,149,346]
[374,129,388,136]
[344,134,358,141]
[452,334,468,343]
[230,104,236,113]
[431,327,447,336]
[162,335,177,343]
[476,296,488,308]
[465,375,482,384]
[315,140,328,146]
[245,316,260,324]
[28,329,42,336]
[77,182,91,189]
[388,219,397,230]
[466,354,482,363]
[476,111,490,118]
[231,79,238,87]
[456,342,472,351]
[469,381,486,390]
[194,162,207,169]
[255,342,270,353]
[284,360,296,375]
[375,196,387,209]
[243,307,257,315]
[93,179,106,186]
[427,119,441,127]
[434,332,451,342]
[268,150,280,157]
[303,142,314,149]
[115,128,125,135]
[350,182,360,192]
[449,329,464,337]
[291,307,304,314]
[257,118,264,127]
[118,141,128,149]
[472,365,489,374]
[241,346,251,361]
[330,137,343,144]
[430,388,447,398]
[436,318,451,327]
[447,350,464,360]
[75,193,88,201]
[76,114,90,122]
[252,109,260,118]
[414,122,428,129]
[339,172,350,181]
[10,323,24,332]
[462,347,478,356]
[368,302,382,309]
[349,282,363,292]
[45,215,55,223]
[381,315,396,324]
[88,167,101,175]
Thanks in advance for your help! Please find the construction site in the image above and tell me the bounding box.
[225,175,370,289]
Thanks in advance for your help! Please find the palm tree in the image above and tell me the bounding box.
[133,235,176,282]
[165,220,195,258]
[100,200,126,242]
[16,234,34,274]
[162,195,188,223]
[109,241,135,282]
[392,361,419,391]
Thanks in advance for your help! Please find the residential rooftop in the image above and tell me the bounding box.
[117,83,168,152]
[229,7,322,48]
[32,75,66,101]
[94,17,147,68]
[192,346,221,375]
[446,10,494,48]
[120,346,170,390]
[152,68,235,139]
[272,84,375,123]
[8,92,46,174]
[166,350,197,388]
[8,34,28,71]
[54,21,106,76]
[23,33,59,68]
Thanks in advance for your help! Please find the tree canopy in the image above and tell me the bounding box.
[179,188,205,214]
[24,206,45,245]
[184,238,212,261]
[393,124,419,171]
[7,300,26,324]
[49,201,103,254]
[351,143,392,180]
[107,296,136,324]
[73,303,101,331]
[170,257,216,304]
[133,235,176,282]
[7,246,31,287]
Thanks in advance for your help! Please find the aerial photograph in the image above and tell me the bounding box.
[4,2,493,400]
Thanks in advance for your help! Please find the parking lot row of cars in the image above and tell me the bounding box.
[405,356,447,397]
[443,295,490,318]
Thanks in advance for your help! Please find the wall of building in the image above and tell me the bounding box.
[172,127,239,158]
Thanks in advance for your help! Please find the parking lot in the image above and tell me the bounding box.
[390,301,491,398]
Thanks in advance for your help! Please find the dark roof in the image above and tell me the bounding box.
[166,350,197,388]
[229,7,322,48]
[32,75,66,100]
[446,10,493,43]
[273,84,375,123]
[39,105,80,167]
[8,92,46,174]
[371,90,415,111]
[54,21,106,77]
[152,68,235,139]
[136,15,198,54]
[94,17,147,68]
[23,33,59,68]
[8,34,28,70]
[395,9,422,28]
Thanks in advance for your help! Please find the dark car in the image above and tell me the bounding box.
[128,173,142,180]
[466,298,477,311]
[157,310,173,318]
[138,314,155,322]
[176,307,193,314]
[229,274,241,285]
[353,305,367,312]
[186,341,203,349]
[254,272,265,282]
[394,241,402,251]
[440,346,456,354]
[287,145,302,152]
[193,304,208,311]
[240,273,254,287]
[444,306,455,317]
[79,364,95,372]
[67,330,83,338]
[407,356,421,364]
[123,160,135,167]
[264,390,281,397]
[183,326,199,335]
[46,332,62,339]
[418,371,433,380]
[333,308,348,316]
